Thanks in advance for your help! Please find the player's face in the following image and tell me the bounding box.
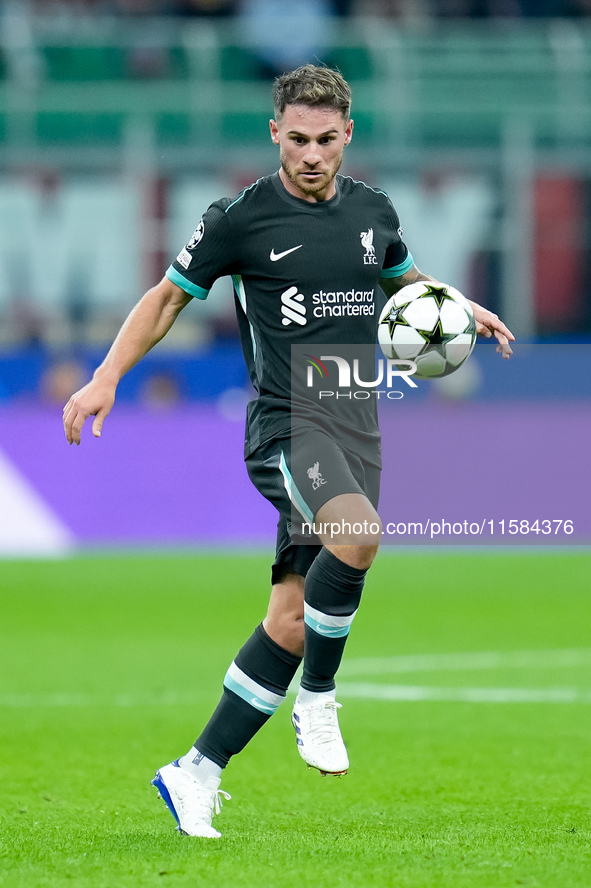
[270,105,353,203]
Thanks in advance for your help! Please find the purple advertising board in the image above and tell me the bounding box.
[0,397,588,552]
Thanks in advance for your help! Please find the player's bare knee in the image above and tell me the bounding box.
[315,493,382,549]
[263,610,304,657]
[284,615,305,657]
[264,574,305,656]
[353,543,380,570]
[326,542,380,570]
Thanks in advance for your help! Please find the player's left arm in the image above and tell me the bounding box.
[380,263,515,359]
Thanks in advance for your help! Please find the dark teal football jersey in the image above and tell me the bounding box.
[167,172,413,459]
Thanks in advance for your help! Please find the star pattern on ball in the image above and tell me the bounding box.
[418,286,459,349]
[422,284,453,308]
[387,285,459,348]
[386,305,418,342]
[378,282,476,377]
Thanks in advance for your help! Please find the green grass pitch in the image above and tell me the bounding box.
[1,550,590,888]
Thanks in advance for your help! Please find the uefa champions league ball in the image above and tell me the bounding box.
[378,282,477,378]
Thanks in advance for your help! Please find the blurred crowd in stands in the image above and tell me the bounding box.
[16,0,591,21]
[4,0,589,89]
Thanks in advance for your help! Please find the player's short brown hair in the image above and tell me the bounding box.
[272,65,352,122]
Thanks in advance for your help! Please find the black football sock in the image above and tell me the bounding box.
[301,548,367,694]
[194,623,301,768]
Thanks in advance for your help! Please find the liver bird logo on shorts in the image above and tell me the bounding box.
[307,462,326,491]
[360,228,378,265]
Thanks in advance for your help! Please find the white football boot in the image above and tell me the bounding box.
[292,699,349,776]
[152,760,231,837]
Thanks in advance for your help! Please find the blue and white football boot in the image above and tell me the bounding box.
[151,760,231,838]
[292,699,349,776]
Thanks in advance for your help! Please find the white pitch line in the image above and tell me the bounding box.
[3,683,591,708]
[3,649,591,709]
[339,648,591,678]
[337,683,591,704]
[0,691,207,709]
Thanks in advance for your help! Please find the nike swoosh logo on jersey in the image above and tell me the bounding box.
[270,245,302,261]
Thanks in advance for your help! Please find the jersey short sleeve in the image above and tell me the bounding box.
[166,198,237,300]
[380,199,414,279]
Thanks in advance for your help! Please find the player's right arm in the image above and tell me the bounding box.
[63,277,192,445]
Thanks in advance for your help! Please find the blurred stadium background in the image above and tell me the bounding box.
[1,0,590,553]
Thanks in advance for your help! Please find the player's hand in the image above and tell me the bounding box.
[469,301,515,359]
[63,378,117,445]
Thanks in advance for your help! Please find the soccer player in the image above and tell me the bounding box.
[63,65,514,838]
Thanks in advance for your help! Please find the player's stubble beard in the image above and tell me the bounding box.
[279,147,344,199]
